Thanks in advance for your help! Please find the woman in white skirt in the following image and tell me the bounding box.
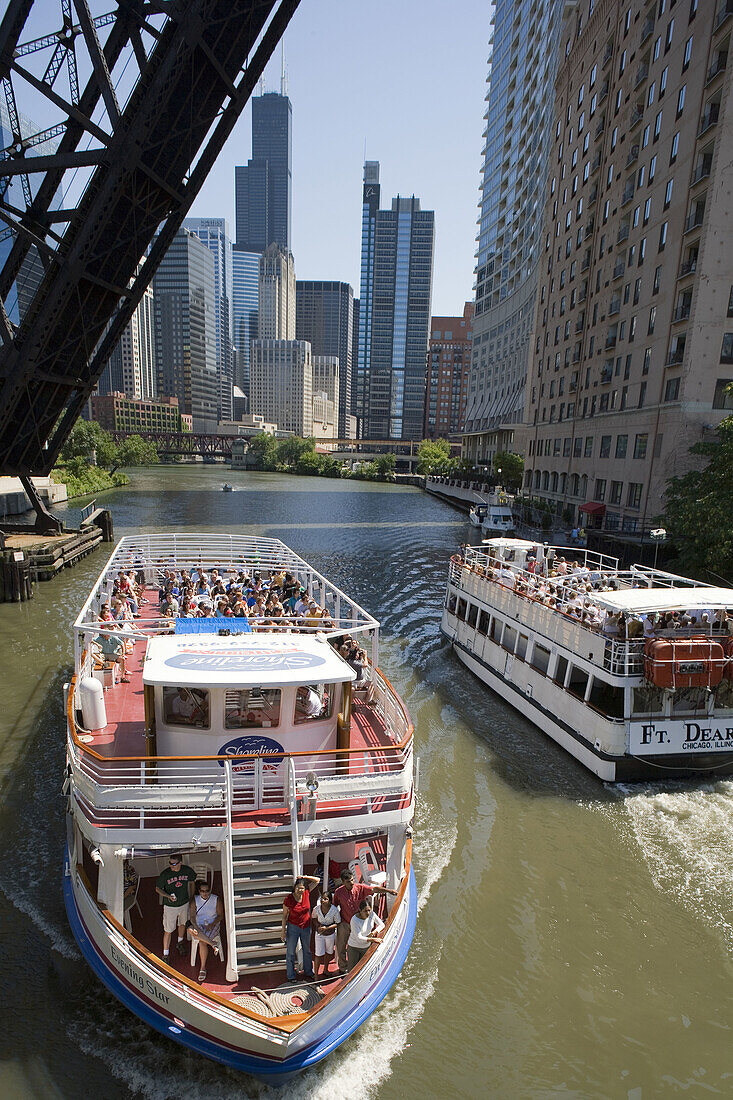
[187,881,224,982]
[312,890,340,977]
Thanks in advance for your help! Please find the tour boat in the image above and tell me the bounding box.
[63,534,416,1078]
[441,537,733,781]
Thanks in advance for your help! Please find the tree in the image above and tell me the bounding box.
[375,453,396,479]
[276,435,316,467]
[111,434,158,473]
[662,415,733,580]
[59,418,115,467]
[416,438,453,474]
[247,432,278,470]
[493,450,524,492]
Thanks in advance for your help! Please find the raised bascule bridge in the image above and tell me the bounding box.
[0,0,300,531]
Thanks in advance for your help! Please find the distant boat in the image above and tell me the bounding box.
[222,483,233,492]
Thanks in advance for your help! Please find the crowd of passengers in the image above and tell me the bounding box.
[461,548,733,642]
[93,564,372,688]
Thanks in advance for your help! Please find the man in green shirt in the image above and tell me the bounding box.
[155,853,197,959]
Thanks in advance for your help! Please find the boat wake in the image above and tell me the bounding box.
[617,780,733,951]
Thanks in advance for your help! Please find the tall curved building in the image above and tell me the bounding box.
[462,0,566,467]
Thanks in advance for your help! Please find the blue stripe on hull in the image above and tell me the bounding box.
[63,850,417,1079]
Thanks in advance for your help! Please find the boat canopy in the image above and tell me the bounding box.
[592,586,733,616]
[480,538,537,551]
[143,632,356,689]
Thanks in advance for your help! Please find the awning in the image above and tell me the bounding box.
[578,501,606,516]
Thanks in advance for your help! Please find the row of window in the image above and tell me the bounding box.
[524,469,645,509]
[531,431,649,460]
[446,592,624,720]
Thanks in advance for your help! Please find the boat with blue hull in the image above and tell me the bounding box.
[64,534,416,1075]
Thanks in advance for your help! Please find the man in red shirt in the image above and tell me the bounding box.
[333,867,396,973]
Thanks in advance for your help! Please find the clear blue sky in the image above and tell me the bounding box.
[190,0,491,316]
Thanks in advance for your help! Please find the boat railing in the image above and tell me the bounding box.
[602,639,645,675]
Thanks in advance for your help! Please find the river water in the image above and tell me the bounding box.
[1,466,732,1099]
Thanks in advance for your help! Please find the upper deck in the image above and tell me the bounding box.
[448,538,733,677]
[68,535,413,844]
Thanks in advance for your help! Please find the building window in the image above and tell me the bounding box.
[717,333,733,363]
[616,434,628,458]
[670,132,679,164]
[664,376,680,401]
[660,67,668,96]
[634,433,648,459]
[648,306,656,334]
[659,222,668,251]
[585,436,593,457]
[676,85,686,118]
[649,154,657,182]
[610,480,623,505]
[600,434,611,458]
[595,478,607,500]
[664,19,674,53]
[627,483,643,509]
[683,35,692,70]
[713,379,733,410]
[653,110,663,141]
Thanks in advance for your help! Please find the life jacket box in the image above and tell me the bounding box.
[644,637,725,688]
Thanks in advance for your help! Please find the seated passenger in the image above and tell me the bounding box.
[94,631,130,682]
[187,881,225,983]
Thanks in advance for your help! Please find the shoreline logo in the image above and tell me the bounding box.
[218,734,284,769]
[166,651,325,671]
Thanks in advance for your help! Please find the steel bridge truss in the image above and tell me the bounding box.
[0,0,300,477]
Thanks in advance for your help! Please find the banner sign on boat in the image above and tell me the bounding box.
[165,650,326,672]
[629,720,733,755]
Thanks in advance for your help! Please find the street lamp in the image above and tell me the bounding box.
[650,527,666,571]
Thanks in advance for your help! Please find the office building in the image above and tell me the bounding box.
[356,161,435,440]
[462,0,564,468]
[153,228,218,427]
[296,280,354,438]
[232,247,260,399]
[524,0,733,532]
[91,393,185,433]
[183,217,234,421]
[235,90,292,253]
[249,339,312,437]
[259,243,295,340]
[424,303,474,438]
[312,354,338,446]
[97,281,156,400]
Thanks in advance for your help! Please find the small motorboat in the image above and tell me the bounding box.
[222,483,233,492]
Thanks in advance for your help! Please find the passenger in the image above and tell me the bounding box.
[333,868,395,973]
[315,851,343,892]
[186,881,225,982]
[281,874,320,983]
[170,687,201,724]
[155,853,196,960]
[94,631,130,682]
[312,890,341,977]
[346,896,385,971]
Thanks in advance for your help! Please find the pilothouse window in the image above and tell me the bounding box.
[294,684,334,724]
[163,687,210,728]
[225,688,281,729]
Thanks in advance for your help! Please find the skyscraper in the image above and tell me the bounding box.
[232,247,260,398]
[153,228,218,426]
[258,243,295,340]
[296,281,354,438]
[424,303,474,439]
[356,161,435,440]
[461,0,564,468]
[249,339,312,437]
[524,0,733,531]
[235,91,292,253]
[183,217,234,421]
[98,281,156,401]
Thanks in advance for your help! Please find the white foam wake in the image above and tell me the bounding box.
[618,779,733,951]
[0,881,80,961]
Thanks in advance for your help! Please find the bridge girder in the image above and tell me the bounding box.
[0,0,300,476]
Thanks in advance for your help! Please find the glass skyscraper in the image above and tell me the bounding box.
[232,247,259,399]
[462,0,564,467]
[235,91,292,253]
[296,280,354,438]
[183,217,234,421]
[356,162,435,440]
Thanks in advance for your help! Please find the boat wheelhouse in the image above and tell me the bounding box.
[468,493,516,537]
[64,535,415,1078]
[441,537,733,781]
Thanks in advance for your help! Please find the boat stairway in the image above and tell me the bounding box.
[231,833,294,974]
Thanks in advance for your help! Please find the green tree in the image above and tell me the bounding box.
[110,434,158,473]
[276,435,316,467]
[662,415,733,580]
[375,453,396,479]
[416,437,452,474]
[247,432,278,470]
[295,450,323,475]
[493,450,524,492]
[59,418,116,467]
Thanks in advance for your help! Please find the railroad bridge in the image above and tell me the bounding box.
[0,0,300,529]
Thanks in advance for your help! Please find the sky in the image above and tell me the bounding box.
[189,0,491,316]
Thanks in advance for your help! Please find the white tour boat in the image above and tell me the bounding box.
[64,534,415,1078]
[441,537,733,781]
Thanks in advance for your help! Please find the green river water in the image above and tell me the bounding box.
[1,466,732,1099]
